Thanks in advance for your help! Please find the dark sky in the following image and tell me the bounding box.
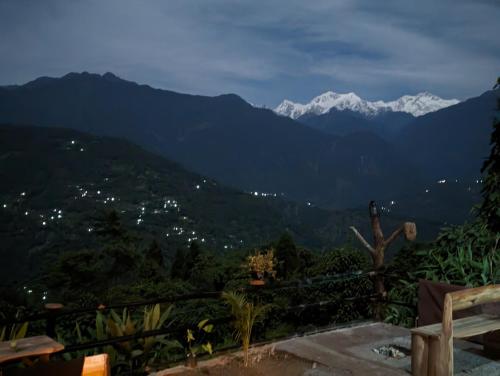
[1,0,499,106]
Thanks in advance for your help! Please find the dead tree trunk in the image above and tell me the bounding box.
[350,201,416,320]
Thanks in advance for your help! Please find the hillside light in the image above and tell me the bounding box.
[369,200,380,218]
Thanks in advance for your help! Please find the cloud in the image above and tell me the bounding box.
[0,0,498,105]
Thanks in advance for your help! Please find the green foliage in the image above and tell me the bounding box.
[479,79,500,232]
[418,242,499,286]
[307,246,370,276]
[185,319,214,357]
[47,245,145,303]
[386,220,500,327]
[383,279,418,328]
[43,211,170,306]
[142,304,174,355]
[59,304,176,374]
[222,291,268,367]
[58,311,118,364]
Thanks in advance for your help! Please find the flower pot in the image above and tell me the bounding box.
[186,353,197,368]
[249,279,265,286]
[250,271,265,285]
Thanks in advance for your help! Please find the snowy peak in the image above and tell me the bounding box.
[274,91,460,118]
[384,92,460,116]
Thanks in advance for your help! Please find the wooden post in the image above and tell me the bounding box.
[350,201,416,320]
[428,336,441,376]
[411,333,428,376]
[440,293,454,376]
[44,303,64,339]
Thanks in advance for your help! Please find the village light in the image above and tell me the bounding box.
[369,200,380,218]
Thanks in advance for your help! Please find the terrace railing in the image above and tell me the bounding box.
[0,268,415,360]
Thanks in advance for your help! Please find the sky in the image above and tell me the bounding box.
[0,0,499,107]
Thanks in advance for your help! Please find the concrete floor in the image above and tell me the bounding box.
[276,322,500,375]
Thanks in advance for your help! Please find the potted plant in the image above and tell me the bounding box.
[247,248,276,285]
[185,319,214,368]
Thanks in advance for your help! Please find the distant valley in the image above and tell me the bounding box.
[1,125,445,282]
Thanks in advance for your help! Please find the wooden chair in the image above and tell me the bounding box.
[411,284,500,375]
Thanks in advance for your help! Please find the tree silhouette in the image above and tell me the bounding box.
[171,247,187,279]
[479,78,500,232]
[275,233,300,278]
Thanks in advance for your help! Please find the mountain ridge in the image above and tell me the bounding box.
[275,91,460,119]
[0,71,421,211]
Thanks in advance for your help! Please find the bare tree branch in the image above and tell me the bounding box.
[349,226,376,255]
[384,225,404,247]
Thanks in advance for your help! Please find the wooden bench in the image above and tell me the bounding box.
[0,335,64,365]
[2,354,109,376]
[411,284,500,376]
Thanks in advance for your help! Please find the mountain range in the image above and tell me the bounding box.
[275,91,460,119]
[0,72,418,210]
[0,72,496,224]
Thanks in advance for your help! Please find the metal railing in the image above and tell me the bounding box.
[0,268,416,358]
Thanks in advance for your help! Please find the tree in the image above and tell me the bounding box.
[141,239,166,281]
[145,239,164,267]
[350,201,416,320]
[275,233,300,278]
[479,78,500,232]
[95,209,125,239]
[170,242,203,281]
[171,248,187,280]
[185,241,201,278]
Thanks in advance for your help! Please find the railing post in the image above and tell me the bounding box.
[44,303,64,338]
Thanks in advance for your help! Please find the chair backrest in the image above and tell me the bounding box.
[442,284,500,335]
[438,285,500,376]
[450,284,500,312]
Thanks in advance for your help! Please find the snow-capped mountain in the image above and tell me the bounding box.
[275,91,460,118]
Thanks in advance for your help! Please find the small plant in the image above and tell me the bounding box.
[106,307,137,355]
[57,304,176,373]
[222,291,268,367]
[247,248,276,284]
[140,303,174,357]
[185,319,214,368]
[107,304,175,370]
[1,321,28,352]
